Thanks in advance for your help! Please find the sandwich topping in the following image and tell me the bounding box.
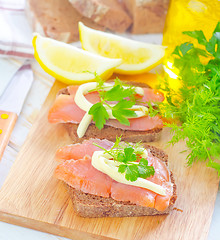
[48,77,164,134]
[55,139,174,211]
[74,80,149,138]
[92,151,166,195]
[91,137,166,195]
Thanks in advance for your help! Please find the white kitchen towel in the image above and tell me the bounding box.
[0,0,34,58]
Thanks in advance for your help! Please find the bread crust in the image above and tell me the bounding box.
[25,0,104,43]
[66,144,177,217]
[58,81,163,143]
[69,0,132,32]
[122,0,169,34]
[64,123,162,143]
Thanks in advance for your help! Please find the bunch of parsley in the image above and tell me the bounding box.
[156,22,220,173]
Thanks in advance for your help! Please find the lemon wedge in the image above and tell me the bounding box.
[32,33,122,84]
[79,22,165,75]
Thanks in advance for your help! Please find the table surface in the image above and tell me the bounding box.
[0,36,219,240]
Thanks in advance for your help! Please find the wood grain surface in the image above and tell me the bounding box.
[0,80,219,240]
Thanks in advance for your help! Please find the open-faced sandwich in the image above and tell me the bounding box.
[48,78,164,143]
[55,138,176,217]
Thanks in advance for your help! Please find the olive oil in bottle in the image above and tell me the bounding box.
[163,0,220,54]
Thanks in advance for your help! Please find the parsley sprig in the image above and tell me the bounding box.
[94,137,155,181]
[155,22,220,173]
[88,77,138,129]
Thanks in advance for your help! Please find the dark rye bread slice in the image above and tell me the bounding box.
[59,81,163,143]
[65,123,162,143]
[66,144,177,218]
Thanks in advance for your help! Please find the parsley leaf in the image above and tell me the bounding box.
[89,102,109,129]
[112,100,137,125]
[124,164,139,181]
[103,83,135,101]
[118,164,127,173]
[138,158,155,178]
[123,147,137,162]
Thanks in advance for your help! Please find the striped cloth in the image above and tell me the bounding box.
[0,0,34,58]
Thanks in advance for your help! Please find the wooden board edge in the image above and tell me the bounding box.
[0,211,116,240]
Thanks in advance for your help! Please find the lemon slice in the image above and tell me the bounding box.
[32,33,122,84]
[79,22,165,75]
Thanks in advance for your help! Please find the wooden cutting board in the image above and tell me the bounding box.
[0,80,219,240]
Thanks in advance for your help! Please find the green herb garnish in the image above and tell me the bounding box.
[88,76,139,129]
[89,102,109,130]
[94,137,155,181]
[156,22,220,173]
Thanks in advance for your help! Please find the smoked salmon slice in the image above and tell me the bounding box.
[56,138,113,162]
[55,139,174,211]
[55,155,113,197]
[48,85,164,130]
